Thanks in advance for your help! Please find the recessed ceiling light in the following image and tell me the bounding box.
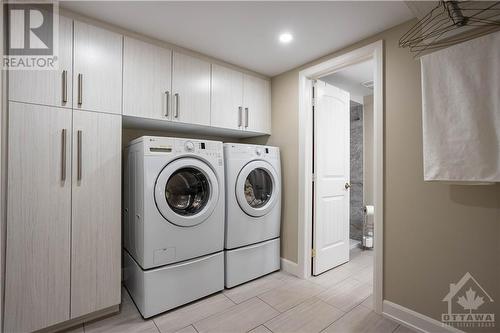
[279,33,293,44]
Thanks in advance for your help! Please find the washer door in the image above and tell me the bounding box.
[155,158,219,227]
[236,160,279,217]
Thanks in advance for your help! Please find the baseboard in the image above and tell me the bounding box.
[280,257,300,277]
[383,300,465,333]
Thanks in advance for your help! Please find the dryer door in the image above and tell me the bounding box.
[155,157,219,227]
[236,160,280,217]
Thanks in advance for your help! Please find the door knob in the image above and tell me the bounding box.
[345,182,351,190]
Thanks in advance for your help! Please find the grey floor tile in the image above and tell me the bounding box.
[154,293,234,333]
[248,325,273,333]
[174,325,198,333]
[360,294,373,310]
[318,278,372,312]
[223,272,285,304]
[258,279,325,312]
[393,324,420,333]
[264,297,344,333]
[354,266,373,285]
[310,264,355,288]
[322,305,399,333]
[193,297,279,333]
[61,324,84,333]
[84,289,159,333]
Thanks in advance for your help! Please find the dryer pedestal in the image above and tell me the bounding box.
[224,238,280,288]
[123,251,224,318]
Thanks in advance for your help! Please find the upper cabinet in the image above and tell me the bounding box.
[73,21,122,114]
[243,74,271,134]
[211,64,244,130]
[123,37,172,120]
[9,16,73,108]
[171,51,211,126]
[211,65,271,134]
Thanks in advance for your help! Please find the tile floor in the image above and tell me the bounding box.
[64,249,417,333]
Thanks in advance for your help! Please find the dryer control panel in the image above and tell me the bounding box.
[224,143,279,160]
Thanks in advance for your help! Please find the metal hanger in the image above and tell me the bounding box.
[400,1,500,56]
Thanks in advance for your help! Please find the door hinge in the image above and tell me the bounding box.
[311,248,316,258]
[312,173,316,182]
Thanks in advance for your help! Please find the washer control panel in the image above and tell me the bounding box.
[140,136,223,161]
[184,141,195,152]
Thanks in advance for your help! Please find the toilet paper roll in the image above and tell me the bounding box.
[364,205,374,216]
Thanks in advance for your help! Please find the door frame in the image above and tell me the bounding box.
[297,40,384,314]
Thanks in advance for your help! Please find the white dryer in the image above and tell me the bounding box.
[123,136,225,318]
[224,143,281,287]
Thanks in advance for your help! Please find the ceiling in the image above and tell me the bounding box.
[321,59,374,104]
[61,1,414,77]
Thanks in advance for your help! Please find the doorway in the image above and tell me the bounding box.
[297,41,384,314]
[312,59,375,276]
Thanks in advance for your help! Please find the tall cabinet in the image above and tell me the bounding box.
[5,103,72,333]
[5,19,122,333]
[71,111,121,318]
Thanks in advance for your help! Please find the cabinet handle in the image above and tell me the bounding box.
[61,129,67,181]
[238,106,242,127]
[62,70,68,104]
[174,93,179,118]
[245,107,249,128]
[77,74,83,106]
[165,91,170,117]
[77,130,82,181]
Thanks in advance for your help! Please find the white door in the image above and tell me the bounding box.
[211,64,243,130]
[4,102,72,332]
[243,74,271,134]
[312,80,350,276]
[9,15,73,108]
[123,37,172,120]
[71,110,121,318]
[172,51,211,125]
[73,21,122,114]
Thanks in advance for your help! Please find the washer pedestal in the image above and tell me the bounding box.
[224,238,280,288]
[123,251,224,318]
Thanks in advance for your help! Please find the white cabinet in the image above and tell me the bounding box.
[243,74,271,134]
[71,111,121,318]
[73,21,123,114]
[4,102,122,331]
[211,66,271,134]
[8,16,73,108]
[123,37,172,120]
[172,51,211,126]
[211,64,244,130]
[5,102,72,333]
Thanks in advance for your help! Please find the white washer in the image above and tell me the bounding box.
[224,143,281,288]
[123,136,225,318]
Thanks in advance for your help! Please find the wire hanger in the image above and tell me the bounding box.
[400,1,500,56]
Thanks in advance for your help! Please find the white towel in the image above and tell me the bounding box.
[421,30,500,182]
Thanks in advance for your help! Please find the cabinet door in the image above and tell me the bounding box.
[243,74,271,134]
[4,102,71,333]
[9,16,73,108]
[123,37,172,120]
[71,110,121,318]
[172,52,210,125]
[211,64,243,130]
[74,21,122,114]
